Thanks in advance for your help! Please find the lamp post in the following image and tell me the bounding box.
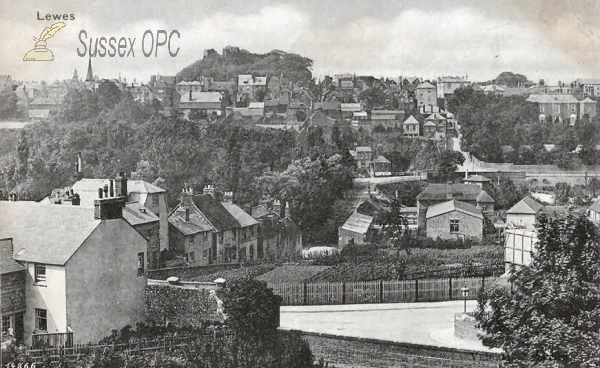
[461,284,470,314]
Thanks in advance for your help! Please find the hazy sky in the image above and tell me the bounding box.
[1,0,599,84]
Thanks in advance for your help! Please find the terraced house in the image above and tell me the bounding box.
[168,186,259,266]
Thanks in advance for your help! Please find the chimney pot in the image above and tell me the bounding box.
[103,184,109,197]
[109,180,114,197]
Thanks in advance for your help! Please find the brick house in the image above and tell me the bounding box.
[0,197,147,346]
[426,200,484,240]
[1,238,26,344]
[526,94,596,123]
[416,183,495,231]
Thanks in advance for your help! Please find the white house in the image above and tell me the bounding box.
[0,199,147,346]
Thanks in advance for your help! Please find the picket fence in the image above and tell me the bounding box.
[267,276,496,306]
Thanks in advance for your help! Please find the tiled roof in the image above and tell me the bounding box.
[507,196,544,215]
[221,202,259,227]
[476,191,495,203]
[0,238,25,275]
[417,184,492,202]
[0,201,100,265]
[341,212,373,234]
[194,194,240,231]
[314,102,341,111]
[168,203,214,236]
[356,146,372,153]
[426,199,483,220]
[371,155,391,164]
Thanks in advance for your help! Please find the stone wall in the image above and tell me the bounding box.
[299,331,501,368]
[1,271,26,315]
[454,313,484,342]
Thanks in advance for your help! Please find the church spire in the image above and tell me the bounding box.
[72,68,79,82]
[85,57,94,82]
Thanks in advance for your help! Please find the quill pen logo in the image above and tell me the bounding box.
[23,22,66,61]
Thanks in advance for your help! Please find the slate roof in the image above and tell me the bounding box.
[417,184,493,203]
[476,191,495,203]
[0,201,101,265]
[426,199,484,220]
[314,102,341,111]
[371,155,391,164]
[403,116,420,125]
[506,196,544,215]
[221,202,259,227]
[168,203,214,236]
[340,212,373,234]
[194,194,240,231]
[180,92,222,103]
[123,202,159,226]
[251,204,276,220]
[356,146,372,153]
[466,175,491,182]
[0,238,25,275]
[72,179,165,207]
[526,94,579,103]
[416,82,436,89]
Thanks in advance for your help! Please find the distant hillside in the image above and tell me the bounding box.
[177,48,313,86]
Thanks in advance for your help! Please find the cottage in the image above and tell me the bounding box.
[426,200,484,240]
[221,198,259,262]
[0,199,147,346]
[403,115,420,137]
[588,199,600,223]
[416,183,495,230]
[506,196,544,229]
[353,146,373,168]
[251,201,302,261]
[338,212,375,250]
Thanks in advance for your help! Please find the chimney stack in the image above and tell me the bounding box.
[446,181,453,199]
[115,172,128,198]
[185,207,190,222]
[203,185,215,197]
[181,188,193,208]
[223,191,234,203]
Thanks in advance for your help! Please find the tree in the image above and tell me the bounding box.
[0,89,18,119]
[188,109,207,123]
[221,278,282,338]
[376,199,409,247]
[476,215,600,366]
[432,150,464,182]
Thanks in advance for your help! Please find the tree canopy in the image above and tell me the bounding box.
[476,215,600,367]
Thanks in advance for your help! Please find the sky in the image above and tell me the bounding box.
[1,0,599,84]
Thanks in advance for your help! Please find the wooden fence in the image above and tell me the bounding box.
[267,276,495,306]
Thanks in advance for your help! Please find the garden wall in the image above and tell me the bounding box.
[300,331,501,368]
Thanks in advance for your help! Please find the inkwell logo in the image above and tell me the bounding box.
[23,22,66,61]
